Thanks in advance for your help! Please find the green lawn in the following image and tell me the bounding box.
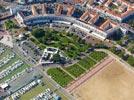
[65,64,85,77]
[63,52,107,79]
[127,56,134,67]
[47,51,107,87]
[47,68,73,87]
[78,57,96,69]
[31,28,91,58]
[89,51,107,61]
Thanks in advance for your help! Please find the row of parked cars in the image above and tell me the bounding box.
[0,60,23,79]
[17,39,42,64]
[70,27,87,38]
[0,53,15,68]
[5,68,28,84]
[32,88,61,100]
[11,79,41,100]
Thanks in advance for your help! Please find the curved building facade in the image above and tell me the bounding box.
[23,15,108,39]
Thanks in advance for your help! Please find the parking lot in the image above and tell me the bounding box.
[69,27,88,39]
[19,40,42,61]
[9,67,42,93]
[4,67,69,100]
[0,43,30,84]
[15,39,43,65]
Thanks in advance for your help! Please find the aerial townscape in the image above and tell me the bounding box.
[0,0,134,100]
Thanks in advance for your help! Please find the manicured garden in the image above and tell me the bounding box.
[47,68,73,87]
[78,57,96,69]
[89,51,107,61]
[47,51,107,87]
[31,28,91,58]
[65,64,85,77]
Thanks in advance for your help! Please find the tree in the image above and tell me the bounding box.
[78,38,85,44]
[128,19,134,29]
[52,53,61,63]
[4,20,16,30]
[31,28,45,38]
[109,29,123,41]
[127,56,134,67]
[122,54,129,61]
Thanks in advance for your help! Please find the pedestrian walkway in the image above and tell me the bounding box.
[60,67,76,80]
[0,31,13,48]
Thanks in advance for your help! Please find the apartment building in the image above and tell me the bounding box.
[87,0,134,22]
